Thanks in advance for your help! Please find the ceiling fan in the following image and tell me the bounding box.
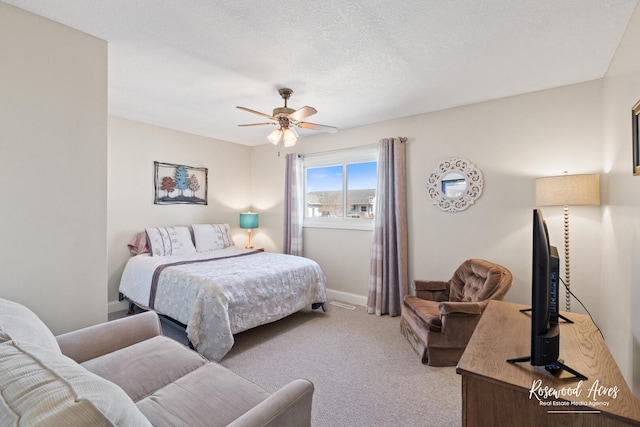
[237,88,338,147]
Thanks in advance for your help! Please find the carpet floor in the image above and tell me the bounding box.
[114,302,461,426]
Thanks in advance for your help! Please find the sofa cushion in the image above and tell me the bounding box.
[0,298,60,353]
[81,335,208,402]
[0,340,151,427]
[137,362,271,427]
[403,296,442,332]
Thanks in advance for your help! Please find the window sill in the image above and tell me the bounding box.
[303,219,374,231]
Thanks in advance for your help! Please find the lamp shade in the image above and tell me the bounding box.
[283,128,297,147]
[239,212,259,229]
[267,129,282,145]
[535,174,600,207]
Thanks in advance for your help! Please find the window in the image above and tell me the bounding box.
[304,145,378,230]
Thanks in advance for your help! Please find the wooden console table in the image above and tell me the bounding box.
[456,300,640,426]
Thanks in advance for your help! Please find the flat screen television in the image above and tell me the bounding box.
[507,209,587,380]
[531,208,560,365]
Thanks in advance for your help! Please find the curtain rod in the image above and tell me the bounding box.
[303,137,407,157]
[303,142,378,157]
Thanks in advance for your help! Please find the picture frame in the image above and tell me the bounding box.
[154,161,208,205]
[633,100,640,176]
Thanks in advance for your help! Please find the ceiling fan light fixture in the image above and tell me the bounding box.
[237,88,337,146]
[283,128,297,147]
[267,129,282,145]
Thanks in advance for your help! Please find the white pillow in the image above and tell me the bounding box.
[0,341,152,427]
[145,226,196,257]
[0,298,61,353]
[192,224,234,252]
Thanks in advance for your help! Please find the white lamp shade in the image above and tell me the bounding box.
[535,174,600,206]
[283,128,297,147]
[267,129,282,145]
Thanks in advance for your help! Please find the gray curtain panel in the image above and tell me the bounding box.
[284,153,304,256]
[367,137,408,316]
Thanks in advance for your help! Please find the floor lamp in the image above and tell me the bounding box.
[535,173,600,311]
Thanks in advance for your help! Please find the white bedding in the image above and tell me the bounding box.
[119,247,327,361]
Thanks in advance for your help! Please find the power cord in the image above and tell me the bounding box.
[559,277,604,340]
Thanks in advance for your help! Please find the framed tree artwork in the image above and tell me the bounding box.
[154,161,208,205]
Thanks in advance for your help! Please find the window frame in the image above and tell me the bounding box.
[303,145,378,231]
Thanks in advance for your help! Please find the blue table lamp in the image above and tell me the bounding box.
[239,212,259,248]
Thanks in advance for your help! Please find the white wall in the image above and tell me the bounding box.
[601,3,640,395]
[0,3,108,333]
[107,117,253,308]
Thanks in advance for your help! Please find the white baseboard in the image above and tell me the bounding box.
[108,299,129,314]
[325,288,367,308]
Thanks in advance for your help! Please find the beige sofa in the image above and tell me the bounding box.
[0,298,313,426]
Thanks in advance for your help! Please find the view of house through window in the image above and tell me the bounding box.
[303,146,377,228]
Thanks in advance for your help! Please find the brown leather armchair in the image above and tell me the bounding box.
[400,259,513,366]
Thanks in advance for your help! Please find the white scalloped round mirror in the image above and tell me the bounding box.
[426,158,484,212]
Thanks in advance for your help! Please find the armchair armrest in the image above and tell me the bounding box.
[227,379,314,427]
[413,280,447,291]
[413,280,449,302]
[438,300,488,316]
[56,310,162,363]
[437,301,488,341]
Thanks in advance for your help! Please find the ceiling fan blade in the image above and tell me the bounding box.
[289,106,317,121]
[297,122,338,133]
[236,106,275,120]
[238,122,277,127]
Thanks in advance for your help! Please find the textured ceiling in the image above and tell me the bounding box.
[3,0,638,146]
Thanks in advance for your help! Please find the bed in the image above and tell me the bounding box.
[119,225,327,361]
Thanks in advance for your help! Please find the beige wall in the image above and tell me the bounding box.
[247,145,290,251]
[0,3,108,334]
[107,117,253,308]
